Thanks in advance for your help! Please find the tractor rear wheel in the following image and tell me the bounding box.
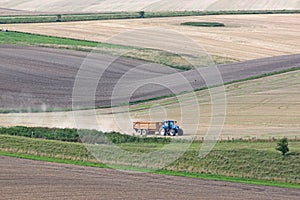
[178,128,184,136]
[169,129,176,136]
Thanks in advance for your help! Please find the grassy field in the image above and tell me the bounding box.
[1,10,300,24]
[0,133,300,188]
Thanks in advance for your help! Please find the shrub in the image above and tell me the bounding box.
[0,126,171,144]
[56,14,62,22]
[276,138,289,156]
[139,11,145,18]
[181,22,225,27]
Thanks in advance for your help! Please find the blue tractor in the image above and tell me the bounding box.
[159,120,183,136]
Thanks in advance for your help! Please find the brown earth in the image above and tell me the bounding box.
[1,45,299,111]
[4,14,300,61]
[1,156,300,200]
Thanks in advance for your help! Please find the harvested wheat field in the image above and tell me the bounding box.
[0,7,25,15]
[0,7,66,16]
[5,14,300,61]
[0,0,300,12]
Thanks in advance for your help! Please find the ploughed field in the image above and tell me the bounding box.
[1,45,299,110]
[1,156,300,200]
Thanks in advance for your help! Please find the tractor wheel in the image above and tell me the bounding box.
[136,129,142,135]
[141,129,148,136]
[178,128,184,136]
[159,128,166,136]
[169,129,176,136]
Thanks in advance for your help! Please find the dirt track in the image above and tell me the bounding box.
[1,156,299,200]
[1,45,300,111]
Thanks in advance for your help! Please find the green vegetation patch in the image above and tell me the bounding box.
[0,12,138,24]
[169,141,300,184]
[0,30,126,49]
[181,22,225,27]
[1,10,300,24]
[1,128,300,186]
[0,126,171,144]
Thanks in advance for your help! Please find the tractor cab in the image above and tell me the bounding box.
[163,120,177,130]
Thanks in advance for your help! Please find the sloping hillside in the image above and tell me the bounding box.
[0,0,299,12]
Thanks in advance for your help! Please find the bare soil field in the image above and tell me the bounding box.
[1,156,300,200]
[5,14,300,61]
[0,0,299,12]
[0,45,181,110]
[1,45,299,110]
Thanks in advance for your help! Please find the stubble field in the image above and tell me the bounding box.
[1,0,300,12]
[4,14,300,61]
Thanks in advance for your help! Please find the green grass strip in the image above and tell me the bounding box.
[1,151,299,189]
[1,10,300,24]
[155,170,300,189]
[0,30,131,49]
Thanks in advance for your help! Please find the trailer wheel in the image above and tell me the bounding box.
[159,128,166,136]
[141,129,147,136]
[136,129,142,135]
